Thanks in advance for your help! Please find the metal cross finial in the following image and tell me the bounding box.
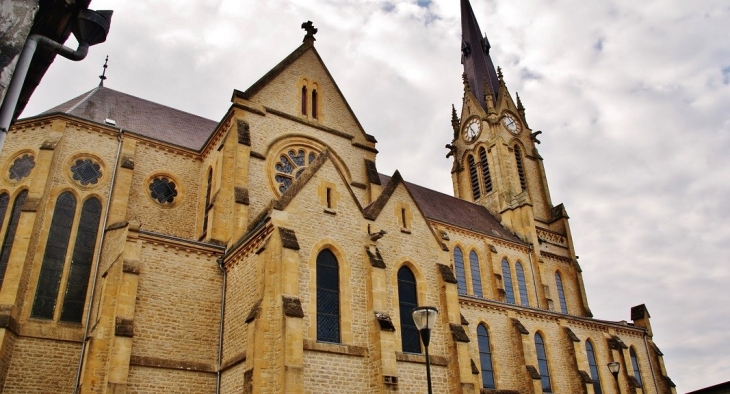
[302,21,317,44]
[98,55,108,87]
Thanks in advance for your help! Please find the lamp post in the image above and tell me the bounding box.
[607,361,621,394]
[412,306,438,394]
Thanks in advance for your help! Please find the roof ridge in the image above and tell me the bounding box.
[65,86,101,114]
[97,87,216,122]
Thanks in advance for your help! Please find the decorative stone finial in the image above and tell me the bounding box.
[497,66,504,83]
[451,104,460,141]
[462,72,470,92]
[302,21,317,45]
[516,92,524,112]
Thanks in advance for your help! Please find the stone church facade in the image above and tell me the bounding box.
[0,1,674,393]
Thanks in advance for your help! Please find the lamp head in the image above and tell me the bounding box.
[411,306,438,331]
[607,361,621,376]
[73,9,113,46]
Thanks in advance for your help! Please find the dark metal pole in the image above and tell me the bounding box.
[613,372,621,394]
[421,327,433,394]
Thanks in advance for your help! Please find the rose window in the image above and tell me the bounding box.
[274,148,318,194]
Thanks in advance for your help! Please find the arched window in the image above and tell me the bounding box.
[501,259,515,304]
[316,249,340,343]
[32,192,77,319]
[535,333,552,392]
[311,89,318,119]
[468,155,481,199]
[301,86,308,115]
[0,190,25,288]
[477,324,495,389]
[514,145,526,191]
[201,168,213,238]
[586,340,603,394]
[398,266,420,353]
[478,147,493,193]
[60,197,101,322]
[454,247,467,295]
[555,272,568,314]
[630,348,643,386]
[515,262,529,306]
[469,250,483,297]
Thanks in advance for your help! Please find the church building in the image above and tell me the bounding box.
[0,1,674,393]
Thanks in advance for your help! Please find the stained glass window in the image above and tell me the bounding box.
[479,147,493,193]
[317,249,340,343]
[60,197,101,322]
[149,177,178,204]
[70,158,102,186]
[398,266,420,353]
[501,259,515,304]
[555,272,568,314]
[586,340,603,394]
[9,154,35,181]
[516,262,529,306]
[478,324,495,389]
[273,147,319,194]
[0,190,26,288]
[535,333,552,392]
[468,155,481,199]
[454,247,467,295]
[32,192,76,319]
[469,250,483,297]
[514,145,526,191]
[630,348,643,386]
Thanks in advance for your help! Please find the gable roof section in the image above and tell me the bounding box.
[379,174,523,244]
[40,86,218,150]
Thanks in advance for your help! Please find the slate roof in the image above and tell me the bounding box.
[379,174,523,244]
[41,87,218,150]
[461,0,501,111]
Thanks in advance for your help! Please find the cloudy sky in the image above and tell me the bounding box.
[22,0,729,391]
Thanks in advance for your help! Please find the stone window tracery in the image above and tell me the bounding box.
[149,176,178,204]
[273,147,318,194]
[70,158,103,186]
[9,154,35,181]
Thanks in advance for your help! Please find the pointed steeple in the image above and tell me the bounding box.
[461,0,500,112]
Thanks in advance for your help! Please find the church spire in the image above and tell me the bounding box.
[460,0,500,111]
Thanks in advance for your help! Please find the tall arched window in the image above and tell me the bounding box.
[469,250,483,297]
[32,192,77,319]
[501,259,515,304]
[316,249,340,343]
[0,190,25,288]
[555,272,568,314]
[454,247,467,295]
[468,155,481,199]
[301,86,308,115]
[535,333,552,392]
[630,347,643,386]
[478,147,493,193]
[311,89,318,119]
[514,145,526,191]
[60,197,101,322]
[398,266,420,353]
[586,340,603,394]
[515,262,529,306]
[477,324,495,389]
[201,168,213,238]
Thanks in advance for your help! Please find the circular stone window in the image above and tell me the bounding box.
[70,158,103,186]
[149,176,178,205]
[8,154,35,181]
[273,147,319,194]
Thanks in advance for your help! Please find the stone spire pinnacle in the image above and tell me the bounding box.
[460,0,500,111]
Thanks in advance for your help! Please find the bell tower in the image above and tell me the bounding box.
[450,0,556,243]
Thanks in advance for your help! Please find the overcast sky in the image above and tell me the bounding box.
[22,0,730,391]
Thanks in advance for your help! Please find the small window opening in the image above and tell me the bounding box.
[514,145,526,191]
[301,86,308,115]
[468,155,481,199]
[326,187,332,208]
[401,208,407,228]
[311,89,318,119]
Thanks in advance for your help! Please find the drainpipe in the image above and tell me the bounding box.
[527,244,541,309]
[643,331,659,393]
[73,128,123,393]
[216,256,227,394]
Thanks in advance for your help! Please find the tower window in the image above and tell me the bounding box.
[468,155,481,199]
[514,145,526,191]
[454,247,467,295]
[586,340,603,394]
[501,259,515,304]
[311,89,318,119]
[555,271,568,314]
[478,147,493,193]
[301,86,308,115]
[316,249,340,343]
[516,262,529,306]
[535,333,553,392]
[477,324,495,389]
[630,348,643,386]
[469,250,483,297]
[398,266,420,353]
[0,190,27,288]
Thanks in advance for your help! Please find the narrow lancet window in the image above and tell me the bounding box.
[301,86,308,115]
[469,250,483,297]
[468,155,481,199]
[479,147,493,193]
[317,249,340,343]
[586,340,603,394]
[398,266,420,353]
[514,145,526,191]
[202,168,212,238]
[454,247,467,295]
[0,190,26,288]
[535,333,552,392]
[311,89,318,118]
[501,259,515,304]
[516,262,529,306]
[630,348,643,386]
[477,324,496,389]
[555,272,568,314]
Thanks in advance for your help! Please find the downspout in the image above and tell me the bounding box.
[0,34,90,151]
[73,128,123,393]
[216,255,227,394]
[643,330,659,393]
[527,244,541,309]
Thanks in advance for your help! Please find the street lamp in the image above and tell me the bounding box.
[412,306,438,394]
[607,361,621,394]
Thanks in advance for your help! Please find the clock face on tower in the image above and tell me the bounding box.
[462,117,481,143]
[501,113,521,135]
